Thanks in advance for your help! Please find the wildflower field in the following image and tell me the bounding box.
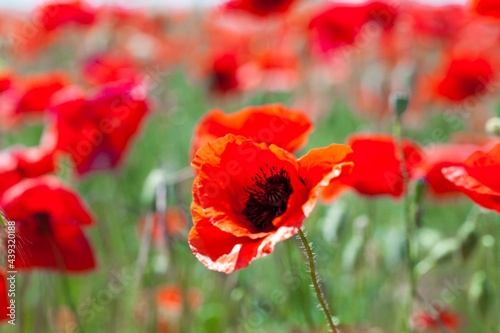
[0,0,499,332]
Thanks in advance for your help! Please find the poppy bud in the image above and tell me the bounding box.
[390,91,410,117]
[468,271,492,318]
[485,117,500,136]
[457,220,479,261]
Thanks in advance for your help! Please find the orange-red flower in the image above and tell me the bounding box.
[1,177,95,272]
[321,134,423,200]
[472,0,500,19]
[410,308,462,331]
[137,208,188,244]
[222,0,297,17]
[443,143,500,213]
[189,134,353,273]
[434,55,495,102]
[191,104,312,158]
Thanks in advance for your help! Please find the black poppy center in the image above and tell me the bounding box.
[242,167,293,231]
[34,212,51,234]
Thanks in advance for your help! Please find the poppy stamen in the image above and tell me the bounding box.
[242,166,293,231]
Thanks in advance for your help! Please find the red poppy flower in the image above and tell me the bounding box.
[82,53,142,86]
[47,81,150,175]
[0,270,9,321]
[434,55,495,102]
[0,145,56,197]
[415,143,483,197]
[1,176,95,272]
[207,52,242,95]
[472,0,500,19]
[189,134,353,273]
[191,104,313,158]
[410,308,462,331]
[409,4,466,42]
[0,72,68,124]
[321,134,423,200]
[35,0,96,32]
[443,143,500,213]
[222,0,296,17]
[308,2,398,56]
[0,71,12,94]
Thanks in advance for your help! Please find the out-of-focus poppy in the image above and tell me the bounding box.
[34,0,96,32]
[443,143,500,213]
[137,208,188,244]
[434,55,495,102]
[135,284,202,333]
[321,134,423,200]
[0,72,13,94]
[410,308,462,331]
[0,72,68,125]
[47,81,150,175]
[472,0,500,19]
[1,177,95,272]
[222,0,296,17]
[0,145,56,197]
[189,134,353,273]
[0,270,9,321]
[191,104,312,158]
[308,1,398,56]
[415,143,483,197]
[82,53,142,85]
[207,52,242,95]
[409,4,466,42]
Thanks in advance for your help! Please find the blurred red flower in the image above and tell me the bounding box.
[207,52,242,95]
[409,4,466,42]
[82,53,142,86]
[443,143,500,213]
[472,0,500,19]
[0,71,13,94]
[47,81,150,175]
[191,104,312,158]
[0,72,68,125]
[415,143,483,197]
[321,134,423,200]
[137,208,188,244]
[0,270,9,322]
[0,145,56,197]
[35,0,96,32]
[308,1,398,56]
[410,308,462,331]
[189,134,353,273]
[1,177,95,272]
[222,0,296,17]
[434,55,495,102]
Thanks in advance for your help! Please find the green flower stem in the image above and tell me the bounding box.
[394,114,417,332]
[297,228,339,333]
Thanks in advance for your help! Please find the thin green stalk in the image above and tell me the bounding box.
[393,113,417,332]
[297,229,339,333]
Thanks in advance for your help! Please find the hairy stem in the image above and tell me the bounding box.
[297,229,339,333]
